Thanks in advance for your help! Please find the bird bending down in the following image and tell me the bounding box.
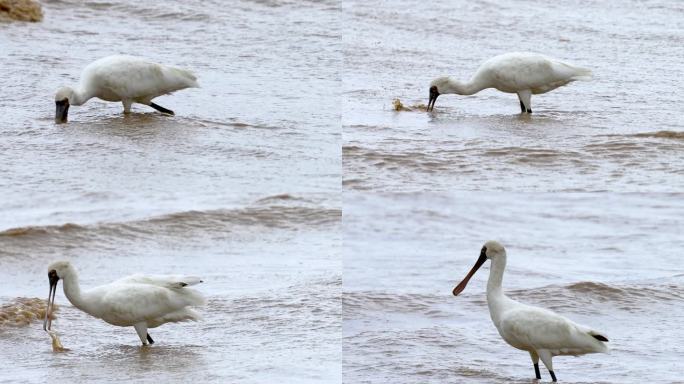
[452,241,608,382]
[54,55,199,123]
[44,261,206,345]
[427,52,592,113]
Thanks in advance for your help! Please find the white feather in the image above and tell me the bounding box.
[46,261,205,345]
[454,241,608,380]
[54,55,198,120]
[430,52,592,112]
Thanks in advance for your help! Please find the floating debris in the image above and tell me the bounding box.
[0,0,43,22]
[392,98,428,112]
[47,330,68,352]
[0,297,57,327]
[392,98,406,111]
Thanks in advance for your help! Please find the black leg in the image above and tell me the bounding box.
[149,102,175,115]
[519,99,526,113]
[146,333,154,344]
[549,370,557,382]
[534,363,541,379]
[527,108,532,114]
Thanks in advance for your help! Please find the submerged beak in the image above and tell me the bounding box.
[43,271,59,331]
[427,86,439,112]
[55,99,69,124]
[452,247,487,296]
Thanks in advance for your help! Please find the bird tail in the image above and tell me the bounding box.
[587,329,609,353]
[166,276,203,289]
[148,308,202,327]
[164,66,200,88]
[589,330,608,342]
[180,287,207,307]
[572,67,593,81]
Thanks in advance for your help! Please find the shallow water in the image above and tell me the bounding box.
[0,0,341,382]
[2,0,684,382]
[341,2,684,380]
[342,0,684,192]
[343,192,684,384]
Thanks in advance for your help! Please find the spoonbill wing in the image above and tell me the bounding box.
[98,282,205,326]
[82,55,198,101]
[115,274,204,289]
[499,306,608,355]
[483,53,592,93]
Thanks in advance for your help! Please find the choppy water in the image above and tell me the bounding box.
[341,2,684,380]
[0,0,341,382]
[343,192,684,384]
[2,0,684,383]
[342,0,684,192]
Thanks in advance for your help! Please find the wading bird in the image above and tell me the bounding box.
[427,52,592,113]
[452,241,608,382]
[54,55,199,123]
[44,261,205,345]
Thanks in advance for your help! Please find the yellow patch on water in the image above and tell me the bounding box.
[1,298,67,351]
[47,330,68,352]
[392,98,428,112]
[0,0,43,22]
[0,297,57,327]
[392,99,405,111]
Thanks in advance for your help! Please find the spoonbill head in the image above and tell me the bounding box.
[452,241,608,382]
[44,260,206,345]
[54,55,199,123]
[54,87,75,124]
[452,240,503,295]
[427,77,450,112]
[427,52,592,113]
[44,261,71,331]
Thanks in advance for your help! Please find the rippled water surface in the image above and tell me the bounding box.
[342,0,684,192]
[1,0,341,382]
[3,0,684,382]
[341,2,684,379]
[343,192,684,384]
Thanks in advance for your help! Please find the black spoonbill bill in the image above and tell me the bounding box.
[54,55,199,123]
[44,261,206,345]
[427,52,592,113]
[452,241,608,382]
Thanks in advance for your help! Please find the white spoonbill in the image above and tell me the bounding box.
[54,55,199,123]
[44,261,206,345]
[452,241,608,382]
[427,52,592,113]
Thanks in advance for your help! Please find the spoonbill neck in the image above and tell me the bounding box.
[61,270,89,312]
[69,87,91,106]
[443,78,487,96]
[486,255,507,299]
[485,255,511,325]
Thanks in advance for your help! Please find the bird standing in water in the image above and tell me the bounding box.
[427,52,592,113]
[452,241,608,382]
[44,261,205,345]
[54,55,199,123]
